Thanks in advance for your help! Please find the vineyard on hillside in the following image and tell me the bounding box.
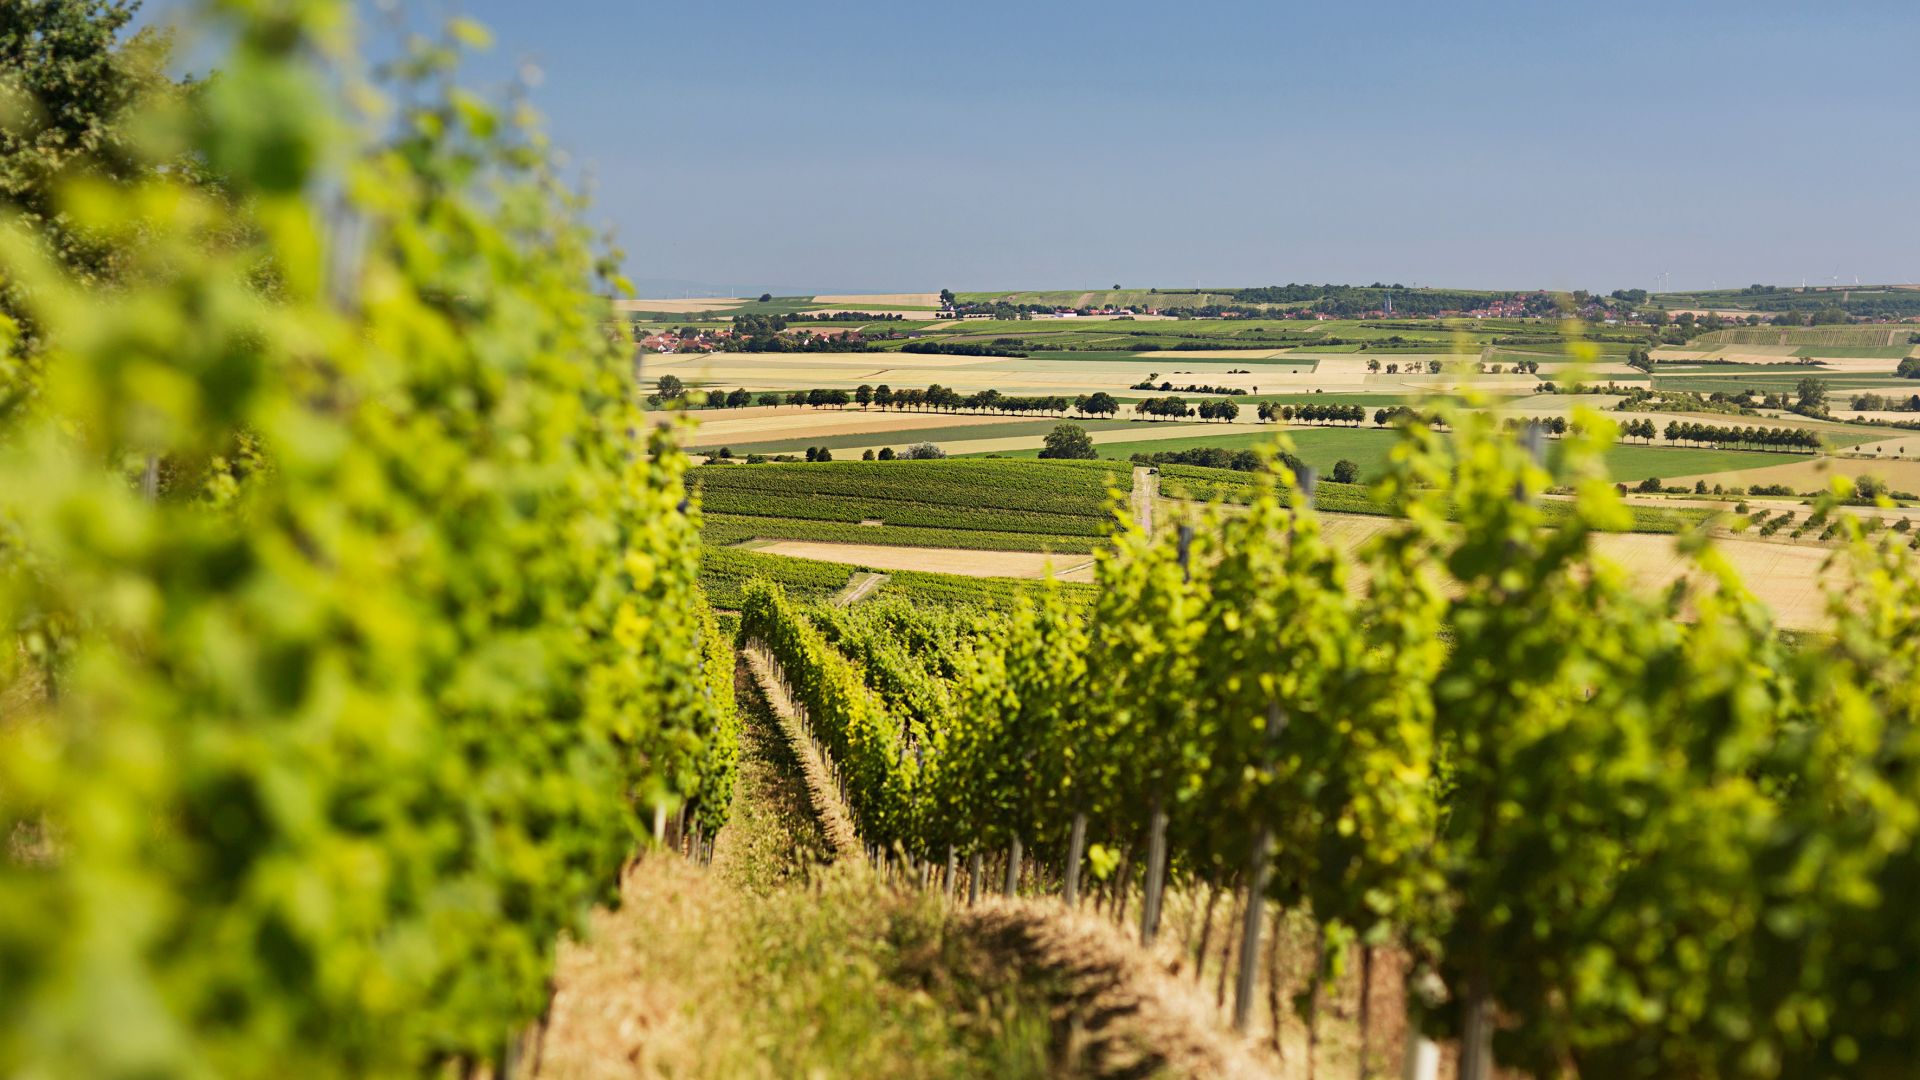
[739,411,1920,1079]
[7,2,1920,1079]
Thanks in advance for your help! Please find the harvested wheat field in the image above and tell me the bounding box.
[810,292,941,308]
[744,541,1097,582]
[1671,452,1920,494]
[1291,512,1848,631]
[614,297,746,313]
[1593,532,1844,630]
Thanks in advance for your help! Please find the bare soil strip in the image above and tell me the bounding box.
[743,645,863,861]
[836,571,888,606]
[954,899,1282,1079]
[747,540,1100,582]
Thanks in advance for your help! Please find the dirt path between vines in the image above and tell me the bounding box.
[741,644,863,862]
[954,898,1282,1079]
[836,570,888,606]
[542,630,1299,1078]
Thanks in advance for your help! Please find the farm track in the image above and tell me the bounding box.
[836,571,888,605]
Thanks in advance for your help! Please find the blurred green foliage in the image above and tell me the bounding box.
[0,1,734,1075]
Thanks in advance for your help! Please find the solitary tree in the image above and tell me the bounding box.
[1038,423,1097,460]
[1331,459,1360,484]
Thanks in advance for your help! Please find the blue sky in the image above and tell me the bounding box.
[142,1,1920,295]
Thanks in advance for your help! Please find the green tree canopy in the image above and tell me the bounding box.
[1037,422,1096,459]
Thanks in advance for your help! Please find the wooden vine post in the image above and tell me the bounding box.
[1062,812,1089,906]
[1140,521,1197,946]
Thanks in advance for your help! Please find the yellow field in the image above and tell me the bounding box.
[614,297,746,313]
[1671,451,1920,493]
[742,541,1097,582]
[810,292,941,308]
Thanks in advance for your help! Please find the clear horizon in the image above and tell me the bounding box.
[138,0,1920,296]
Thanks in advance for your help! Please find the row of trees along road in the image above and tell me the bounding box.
[657,376,1126,418]
[744,410,1920,1079]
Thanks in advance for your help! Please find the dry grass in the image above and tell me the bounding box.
[811,293,942,308]
[613,297,745,313]
[743,541,1098,582]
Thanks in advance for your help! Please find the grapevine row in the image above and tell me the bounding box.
[743,409,1920,1078]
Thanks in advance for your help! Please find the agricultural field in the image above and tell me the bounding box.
[22,0,1920,1073]
[1651,372,1907,394]
[691,459,1126,554]
[1679,324,1913,348]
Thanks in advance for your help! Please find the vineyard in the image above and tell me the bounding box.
[736,410,1920,1079]
[6,2,1920,1079]
[694,459,1125,554]
[1686,326,1910,348]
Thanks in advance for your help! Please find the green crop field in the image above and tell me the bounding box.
[984,422,1850,487]
[1571,444,1800,481]
[878,315,1604,357]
